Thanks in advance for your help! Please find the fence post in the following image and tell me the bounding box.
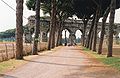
[5,43,8,60]
[12,43,15,58]
[30,42,32,54]
[1,50,4,62]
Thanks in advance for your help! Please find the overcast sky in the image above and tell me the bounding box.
[0,0,120,32]
[0,0,44,32]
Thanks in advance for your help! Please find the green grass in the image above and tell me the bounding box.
[83,47,120,71]
[83,47,90,51]
[0,59,25,73]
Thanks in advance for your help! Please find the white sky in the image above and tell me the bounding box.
[0,0,44,32]
[0,0,120,32]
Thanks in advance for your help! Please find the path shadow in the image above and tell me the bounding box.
[39,55,85,59]
[24,59,108,68]
[68,48,83,51]
[64,66,120,78]
[0,74,17,78]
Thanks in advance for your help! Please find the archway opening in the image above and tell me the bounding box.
[98,31,101,38]
[113,32,120,45]
[118,33,120,38]
[62,29,70,45]
[97,31,101,44]
[75,30,82,44]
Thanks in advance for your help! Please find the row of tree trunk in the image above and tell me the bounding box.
[81,0,116,57]
[48,0,56,50]
[15,0,116,59]
[16,0,60,59]
[16,0,41,59]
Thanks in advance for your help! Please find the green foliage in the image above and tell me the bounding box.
[73,0,120,19]
[26,0,50,11]
[0,29,15,38]
[53,0,74,20]
[26,0,35,10]
[26,0,74,20]
[0,59,25,73]
[83,47,90,51]
[0,26,28,42]
[96,55,120,71]
[83,47,120,71]
[25,0,120,20]
[41,2,51,15]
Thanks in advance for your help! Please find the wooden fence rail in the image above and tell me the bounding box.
[0,43,15,61]
[0,42,47,62]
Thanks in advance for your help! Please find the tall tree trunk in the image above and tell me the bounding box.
[51,3,56,48]
[85,36,88,47]
[48,0,56,50]
[89,31,94,50]
[85,20,89,47]
[16,0,24,59]
[59,27,63,46]
[98,7,110,54]
[51,25,55,48]
[48,25,52,50]
[56,21,61,47]
[82,19,88,46]
[56,20,64,46]
[107,0,116,57]
[92,9,100,52]
[32,0,40,55]
[86,15,95,48]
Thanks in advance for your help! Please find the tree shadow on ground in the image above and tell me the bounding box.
[64,66,120,78]
[24,59,108,68]
[0,74,17,78]
[39,54,86,59]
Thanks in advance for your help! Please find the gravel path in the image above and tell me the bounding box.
[1,46,120,78]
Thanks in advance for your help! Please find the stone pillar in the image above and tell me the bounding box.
[59,31,63,45]
[69,32,76,46]
[85,33,88,47]
[39,32,42,42]
[24,32,32,43]
[42,32,48,42]
[65,30,67,46]
[81,35,83,44]
[55,31,57,46]
[114,33,119,44]
[104,35,108,45]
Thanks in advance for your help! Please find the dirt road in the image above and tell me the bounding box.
[1,46,120,78]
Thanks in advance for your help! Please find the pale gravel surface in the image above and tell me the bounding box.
[1,46,120,78]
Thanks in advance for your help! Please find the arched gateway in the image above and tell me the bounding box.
[24,15,120,45]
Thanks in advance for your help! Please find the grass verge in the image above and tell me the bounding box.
[82,47,120,71]
[0,46,62,73]
[0,59,26,73]
[0,54,41,73]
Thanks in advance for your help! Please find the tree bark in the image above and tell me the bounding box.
[98,7,110,54]
[16,0,24,59]
[82,19,88,46]
[92,9,100,52]
[56,21,61,47]
[59,27,63,46]
[85,20,89,47]
[48,24,52,50]
[107,0,116,57]
[32,0,40,55]
[51,3,56,48]
[86,15,95,48]
[48,0,56,50]
[89,31,94,50]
